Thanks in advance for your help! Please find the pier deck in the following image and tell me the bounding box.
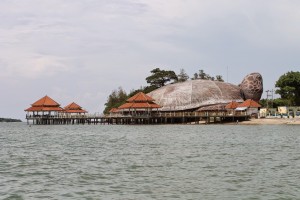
[26,112,250,125]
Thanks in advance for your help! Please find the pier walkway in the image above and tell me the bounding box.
[26,112,250,125]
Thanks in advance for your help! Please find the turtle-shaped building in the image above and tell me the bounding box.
[148,72,263,111]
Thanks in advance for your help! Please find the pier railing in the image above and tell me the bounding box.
[25,111,251,125]
[25,111,249,119]
[25,113,106,119]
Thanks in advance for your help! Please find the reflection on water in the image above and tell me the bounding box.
[1,123,300,199]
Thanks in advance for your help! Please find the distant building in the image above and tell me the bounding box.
[236,99,261,116]
[118,92,161,116]
[25,95,64,116]
[64,102,87,115]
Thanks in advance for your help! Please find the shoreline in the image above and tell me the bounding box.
[236,118,300,125]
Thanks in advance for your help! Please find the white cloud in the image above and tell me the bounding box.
[0,50,69,79]
[1,0,300,119]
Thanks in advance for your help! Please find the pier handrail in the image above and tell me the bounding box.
[26,111,249,120]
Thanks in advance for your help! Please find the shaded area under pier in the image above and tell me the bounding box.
[26,112,250,125]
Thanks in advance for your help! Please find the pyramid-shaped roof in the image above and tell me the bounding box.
[109,108,120,113]
[127,92,155,102]
[25,95,63,112]
[238,99,261,108]
[31,95,60,107]
[64,102,87,113]
[118,102,161,109]
[64,102,82,110]
[25,106,64,112]
[119,92,161,110]
[225,101,240,109]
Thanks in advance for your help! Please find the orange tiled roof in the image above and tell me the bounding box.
[25,95,63,112]
[127,92,155,102]
[109,108,120,113]
[64,102,87,113]
[64,102,82,110]
[119,102,161,109]
[238,99,261,108]
[225,101,240,109]
[31,95,61,107]
[25,106,64,112]
[119,92,161,110]
[64,109,87,113]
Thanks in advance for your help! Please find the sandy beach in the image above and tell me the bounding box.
[238,118,300,125]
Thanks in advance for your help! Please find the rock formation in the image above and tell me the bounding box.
[148,72,263,111]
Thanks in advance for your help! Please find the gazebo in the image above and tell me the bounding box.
[118,92,161,116]
[64,102,87,115]
[25,95,64,117]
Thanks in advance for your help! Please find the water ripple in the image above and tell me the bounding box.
[1,123,300,199]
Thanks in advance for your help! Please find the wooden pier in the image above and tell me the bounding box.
[26,112,250,125]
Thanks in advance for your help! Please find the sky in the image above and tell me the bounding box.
[1,0,300,120]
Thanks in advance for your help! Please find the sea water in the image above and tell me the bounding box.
[0,123,300,199]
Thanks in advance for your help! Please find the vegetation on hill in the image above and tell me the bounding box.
[259,98,290,108]
[259,71,300,108]
[177,69,189,82]
[103,87,128,114]
[103,68,225,114]
[191,69,224,81]
[0,118,22,122]
[104,69,300,113]
[146,68,178,88]
[275,71,300,106]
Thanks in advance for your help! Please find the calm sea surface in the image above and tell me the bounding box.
[0,123,300,200]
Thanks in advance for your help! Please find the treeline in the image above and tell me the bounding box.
[0,118,22,122]
[103,68,224,114]
[259,71,300,108]
[259,98,290,108]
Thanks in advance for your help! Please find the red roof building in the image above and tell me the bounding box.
[109,108,120,113]
[25,95,64,112]
[235,99,261,115]
[64,102,87,114]
[238,99,261,108]
[118,92,161,111]
[126,92,156,102]
[225,101,240,109]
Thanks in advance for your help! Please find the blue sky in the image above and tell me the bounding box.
[0,0,299,120]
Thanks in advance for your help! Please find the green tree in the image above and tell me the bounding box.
[193,69,212,80]
[273,98,290,107]
[198,70,208,79]
[260,98,290,108]
[128,88,143,98]
[275,71,300,106]
[191,69,224,82]
[177,69,189,82]
[0,118,22,122]
[259,99,267,107]
[191,73,199,80]
[142,85,158,93]
[191,70,208,80]
[103,87,128,114]
[128,85,158,98]
[146,68,178,88]
[215,75,224,82]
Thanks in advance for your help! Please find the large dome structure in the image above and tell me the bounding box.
[148,72,263,111]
